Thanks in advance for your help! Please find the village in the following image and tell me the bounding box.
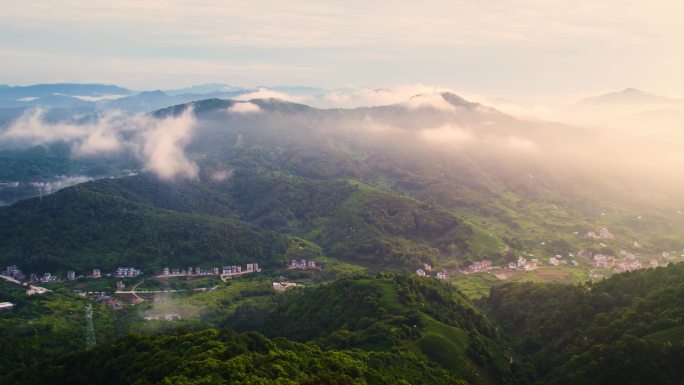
[416,263,449,280]
[0,261,262,312]
[0,175,95,200]
[414,227,683,282]
[0,258,324,313]
[287,258,321,270]
[0,260,266,287]
[0,172,137,197]
[2,230,681,315]
[158,262,261,278]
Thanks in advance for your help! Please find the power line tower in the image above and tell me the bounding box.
[85,304,96,349]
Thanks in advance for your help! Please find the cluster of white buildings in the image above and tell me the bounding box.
[460,260,492,273]
[613,261,643,274]
[38,273,60,283]
[144,313,181,321]
[116,267,142,277]
[2,265,25,281]
[288,259,318,270]
[24,270,79,283]
[160,263,260,277]
[223,263,261,276]
[416,263,448,280]
[593,254,614,268]
[508,257,539,270]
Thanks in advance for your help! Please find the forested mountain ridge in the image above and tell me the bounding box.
[6,274,514,385]
[3,94,683,269]
[6,265,683,385]
[0,181,290,272]
[4,94,683,275]
[0,168,489,272]
[481,263,684,385]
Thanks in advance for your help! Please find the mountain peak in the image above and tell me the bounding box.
[578,88,682,106]
[164,83,243,96]
[138,90,168,97]
[440,91,479,107]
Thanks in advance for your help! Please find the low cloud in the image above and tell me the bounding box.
[72,127,124,156]
[420,124,473,146]
[403,93,458,112]
[235,88,301,103]
[210,168,234,182]
[139,108,198,180]
[503,136,540,153]
[417,124,540,155]
[1,108,93,145]
[228,101,262,114]
[0,108,200,180]
[315,84,455,108]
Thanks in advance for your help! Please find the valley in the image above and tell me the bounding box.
[0,89,682,385]
[3,1,684,383]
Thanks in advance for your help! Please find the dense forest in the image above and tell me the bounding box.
[4,275,513,385]
[481,263,684,385]
[2,263,683,384]
[0,182,290,272]
[4,97,684,274]
[0,169,489,273]
[9,329,466,385]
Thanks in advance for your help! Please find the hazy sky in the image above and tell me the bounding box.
[1,0,683,99]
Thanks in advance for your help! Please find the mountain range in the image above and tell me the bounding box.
[1,91,683,275]
[0,83,683,385]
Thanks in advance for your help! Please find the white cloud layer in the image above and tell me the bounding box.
[228,101,262,114]
[315,85,455,108]
[235,89,302,103]
[420,124,473,145]
[403,94,459,112]
[139,109,198,180]
[0,108,200,180]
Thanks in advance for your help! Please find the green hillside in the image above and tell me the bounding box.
[236,275,514,384]
[3,98,684,276]
[481,263,684,385]
[0,183,289,272]
[10,329,468,385]
[0,169,497,273]
[3,274,514,385]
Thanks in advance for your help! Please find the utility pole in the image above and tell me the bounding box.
[85,304,96,349]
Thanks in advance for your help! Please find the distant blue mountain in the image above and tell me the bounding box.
[0,82,330,112]
[99,89,255,113]
[164,83,247,96]
[261,85,327,95]
[0,83,133,110]
[0,83,132,99]
[576,88,683,106]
